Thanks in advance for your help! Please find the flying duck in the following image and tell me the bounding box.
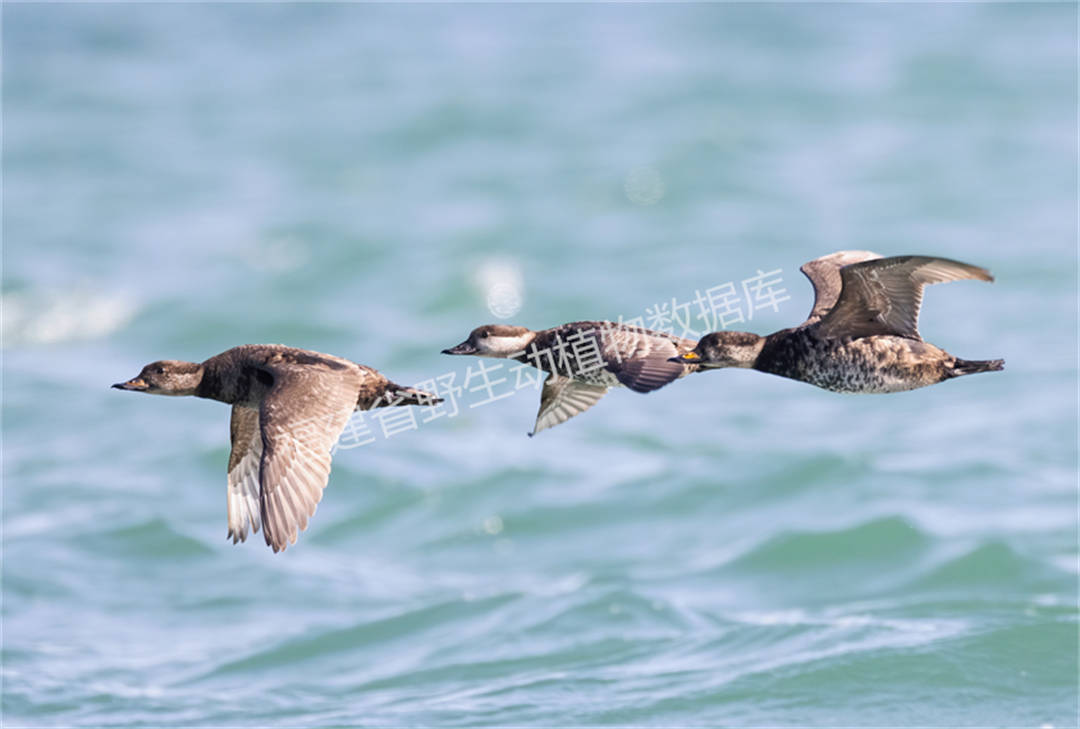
[113,344,441,552]
[673,251,1003,393]
[443,321,698,435]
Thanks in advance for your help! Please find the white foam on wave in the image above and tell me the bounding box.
[2,289,136,347]
[730,607,968,638]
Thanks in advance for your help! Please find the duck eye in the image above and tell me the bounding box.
[480,332,489,339]
[154,366,165,375]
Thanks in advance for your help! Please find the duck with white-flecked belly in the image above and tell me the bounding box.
[674,251,1004,394]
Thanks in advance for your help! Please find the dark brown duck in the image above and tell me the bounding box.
[113,344,441,552]
[674,251,1004,393]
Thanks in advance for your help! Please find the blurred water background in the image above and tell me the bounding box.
[3,4,1077,727]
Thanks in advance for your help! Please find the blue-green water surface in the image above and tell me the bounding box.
[3,4,1077,727]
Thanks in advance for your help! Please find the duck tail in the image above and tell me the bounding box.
[381,381,443,407]
[951,358,1005,377]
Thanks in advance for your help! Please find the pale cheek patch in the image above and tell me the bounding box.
[483,334,534,355]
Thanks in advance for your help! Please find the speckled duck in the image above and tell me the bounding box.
[113,344,441,552]
[674,251,1003,392]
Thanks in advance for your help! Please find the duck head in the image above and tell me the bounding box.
[113,360,204,396]
[442,324,537,358]
[671,331,765,370]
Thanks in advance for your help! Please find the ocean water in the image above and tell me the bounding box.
[3,4,1077,727]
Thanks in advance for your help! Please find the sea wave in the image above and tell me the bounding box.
[2,288,137,347]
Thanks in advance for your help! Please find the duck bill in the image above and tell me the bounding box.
[669,352,701,365]
[112,378,149,391]
[441,341,477,356]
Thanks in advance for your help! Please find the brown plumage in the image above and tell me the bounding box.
[113,344,441,552]
[443,321,699,435]
[676,252,1004,393]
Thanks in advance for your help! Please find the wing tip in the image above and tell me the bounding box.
[266,532,289,553]
[934,258,995,284]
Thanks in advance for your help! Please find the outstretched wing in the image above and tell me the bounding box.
[227,405,263,543]
[530,374,608,436]
[257,364,362,552]
[799,250,883,325]
[816,255,993,341]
